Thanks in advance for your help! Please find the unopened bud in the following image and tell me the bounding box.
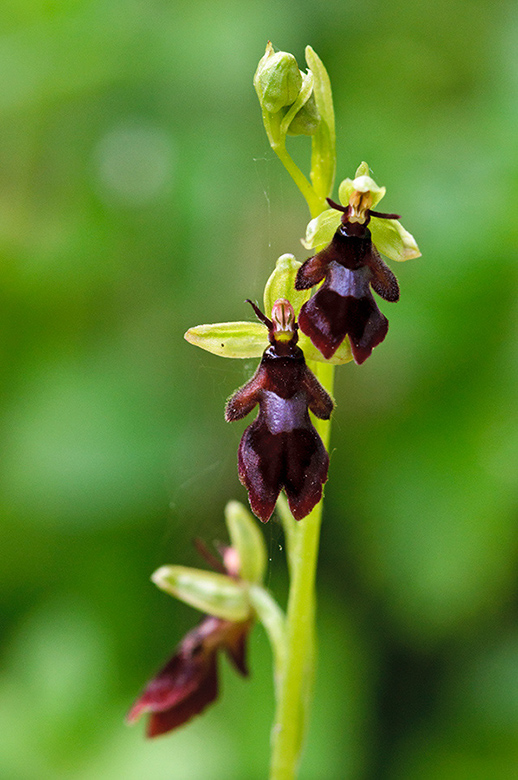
[254,43,302,114]
[286,91,321,136]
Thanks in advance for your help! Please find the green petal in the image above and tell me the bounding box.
[369,217,421,262]
[185,321,268,358]
[355,161,370,177]
[338,172,386,208]
[302,208,340,249]
[300,332,354,364]
[225,501,267,584]
[152,565,251,621]
[263,253,310,318]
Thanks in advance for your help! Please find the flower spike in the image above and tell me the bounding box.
[225,299,334,522]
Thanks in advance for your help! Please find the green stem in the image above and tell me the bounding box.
[272,142,325,217]
[257,48,337,777]
[269,362,334,780]
[261,106,325,219]
[248,584,287,688]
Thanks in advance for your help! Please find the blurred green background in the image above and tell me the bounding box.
[1,0,518,778]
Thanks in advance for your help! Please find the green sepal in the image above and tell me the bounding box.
[152,565,251,622]
[185,321,268,359]
[338,170,386,209]
[263,253,310,318]
[369,217,421,261]
[225,501,267,584]
[354,161,370,177]
[254,42,302,115]
[300,332,353,364]
[302,207,340,250]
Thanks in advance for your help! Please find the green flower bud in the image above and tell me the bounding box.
[285,91,321,136]
[152,565,252,622]
[254,42,302,114]
[224,501,267,585]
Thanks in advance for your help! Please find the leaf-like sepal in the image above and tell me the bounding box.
[152,565,251,622]
[302,208,341,250]
[369,217,421,261]
[185,322,267,359]
[224,501,267,584]
[263,253,310,318]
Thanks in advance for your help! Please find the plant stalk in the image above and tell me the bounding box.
[260,49,337,776]
[269,361,334,780]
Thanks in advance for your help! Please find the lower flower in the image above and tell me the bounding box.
[128,616,252,737]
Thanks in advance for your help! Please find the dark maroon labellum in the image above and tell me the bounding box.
[225,299,334,522]
[128,616,251,737]
[295,199,400,364]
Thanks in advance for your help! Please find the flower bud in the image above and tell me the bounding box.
[286,91,321,136]
[254,42,302,114]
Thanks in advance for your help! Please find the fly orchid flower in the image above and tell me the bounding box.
[128,504,269,737]
[225,299,334,522]
[296,162,420,363]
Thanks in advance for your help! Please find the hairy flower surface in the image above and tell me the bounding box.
[225,299,334,522]
[128,616,251,737]
[296,163,420,363]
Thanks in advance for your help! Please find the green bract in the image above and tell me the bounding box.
[299,332,352,364]
[152,565,251,622]
[303,161,421,261]
[254,42,302,115]
[225,501,267,585]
